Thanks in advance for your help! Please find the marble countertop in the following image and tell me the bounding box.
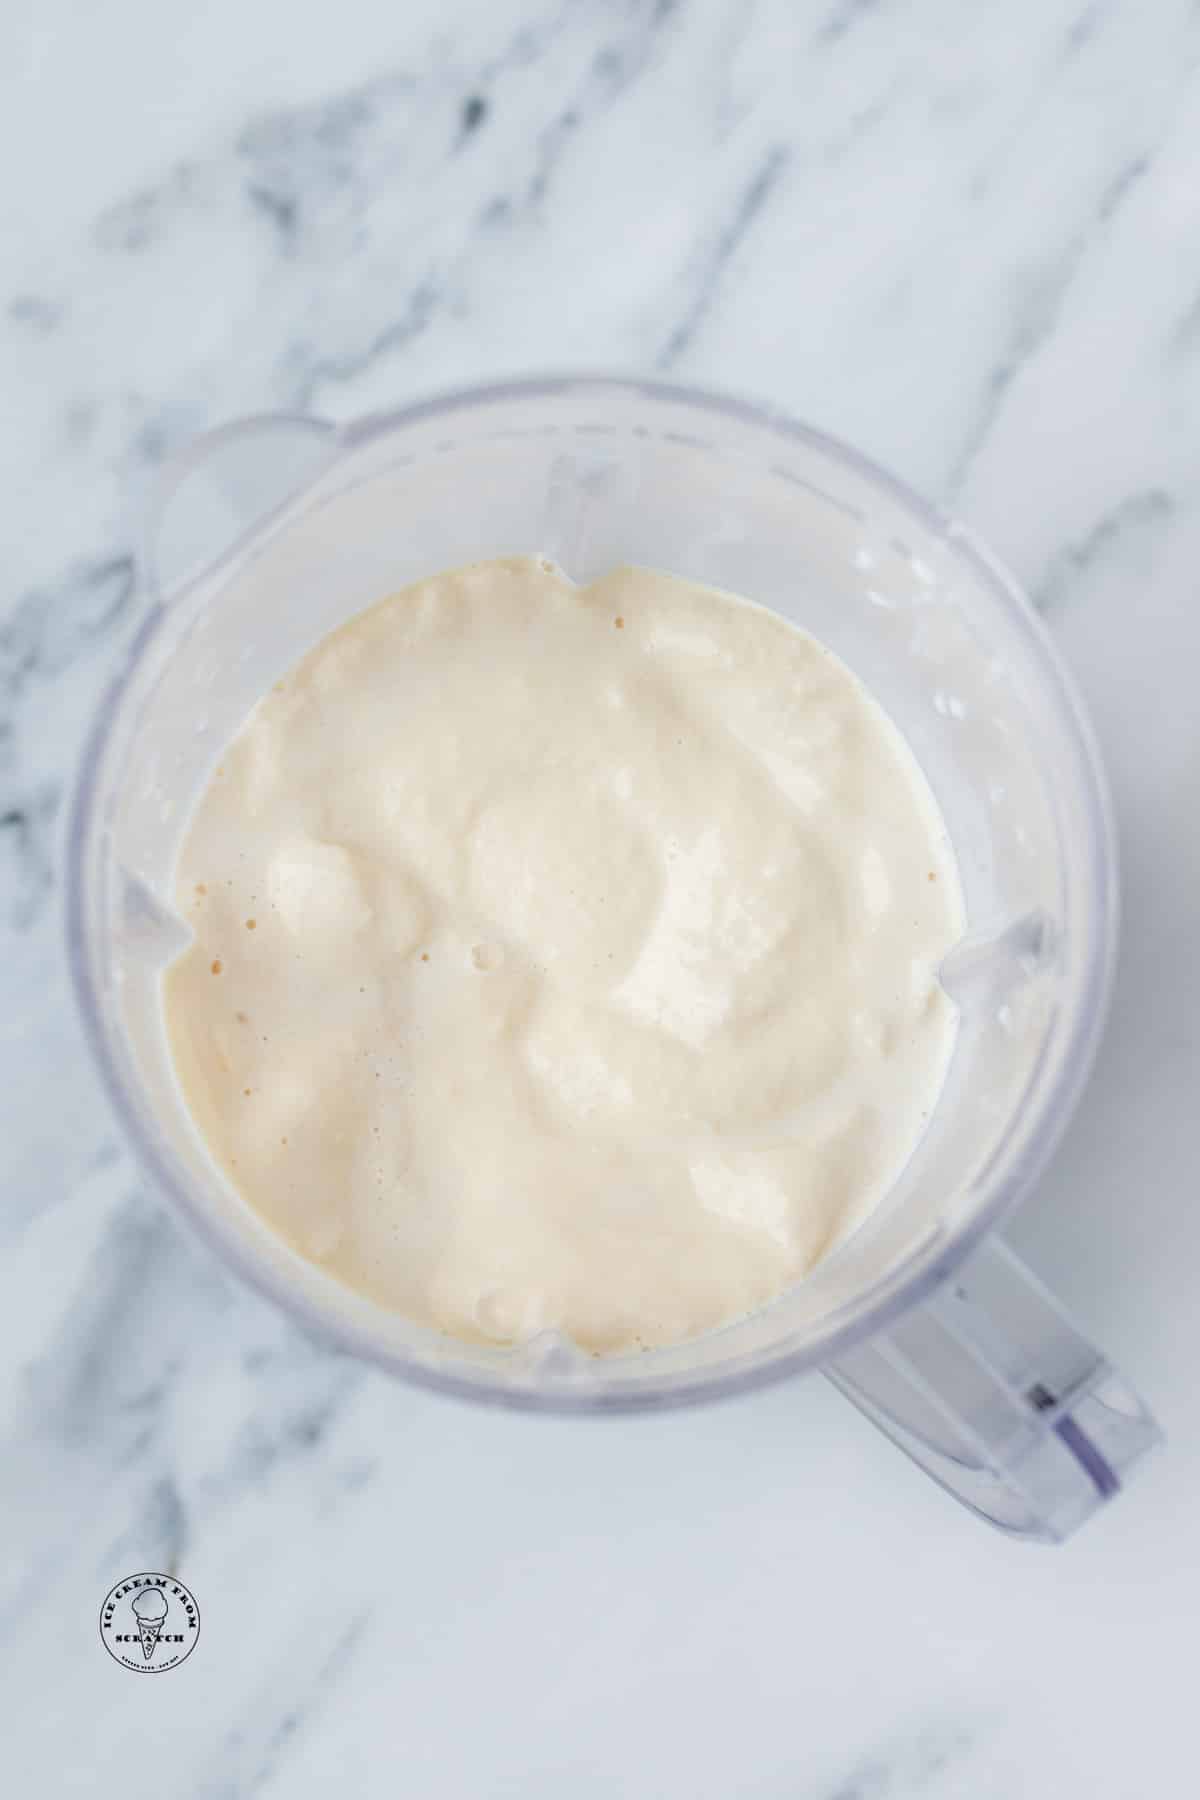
[5,2,1200,1793]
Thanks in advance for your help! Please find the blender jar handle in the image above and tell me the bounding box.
[826,1237,1161,1541]
[141,413,338,599]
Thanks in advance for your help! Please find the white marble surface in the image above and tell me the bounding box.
[4,1,1200,1793]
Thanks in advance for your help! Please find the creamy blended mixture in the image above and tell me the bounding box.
[165,558,964,1353]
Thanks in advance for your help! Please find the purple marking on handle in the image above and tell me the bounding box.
[1054,1414,1120,1499]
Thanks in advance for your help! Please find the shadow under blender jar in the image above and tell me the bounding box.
[68,377,1161,1542]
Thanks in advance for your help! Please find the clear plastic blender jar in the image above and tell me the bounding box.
[67,376,1161,1542]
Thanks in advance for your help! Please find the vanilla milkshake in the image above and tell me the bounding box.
[163,557,964,1354]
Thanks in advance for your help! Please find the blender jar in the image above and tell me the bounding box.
[67,377,1161,1542]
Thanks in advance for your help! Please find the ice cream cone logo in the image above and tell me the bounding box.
[132,1587,168,1660]
[99,1571,200,1673]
